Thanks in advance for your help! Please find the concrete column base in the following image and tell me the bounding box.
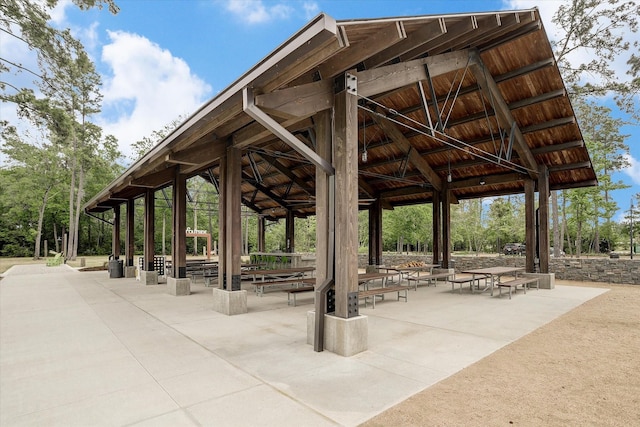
[124,266,136,278]
[212,288,247,315]
[523,272,555,289]
[306,311,368,356]
[167,277,191,296]
[139,270,158,285]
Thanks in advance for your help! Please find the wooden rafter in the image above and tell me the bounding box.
[370,107,443,191]
[468,49,538,178]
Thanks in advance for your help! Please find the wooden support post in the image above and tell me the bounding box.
[218,153,227,288]
[225,145,243,291]
[442,189,451,269]
[333,85,359,319]
[144,189,155,272]
[257,216,265,252]
[538,165,550,273]
[126,199,135,267]
[525,179,536,273]
[113,204,121,258]
[286,209,295,253]
[432,191,441,266]
[368,199,383,266]
[314,109,333,352]
[172,169,188,279]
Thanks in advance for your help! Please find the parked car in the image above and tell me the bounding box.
[503,243,525,255]
[550,247,565,257]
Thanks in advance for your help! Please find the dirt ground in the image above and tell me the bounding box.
[361,281,640,426]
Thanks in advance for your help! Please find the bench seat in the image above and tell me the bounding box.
[253,277,316,296]
[449,277,482,294]
[358,285,411,308]
[406,272,453,290]
[283,286,315,306]
[496,277,539,299]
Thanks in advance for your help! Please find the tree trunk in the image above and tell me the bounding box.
[33,185,52,259]
[70,167,85,260]
[67,140,78,260]
[54,223,59,253]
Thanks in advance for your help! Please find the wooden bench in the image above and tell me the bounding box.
[406,272,453,290]
[358,285,411,308]
[254,277,316,296]
[496,277,539,299]
[243,267,314,282]
[283,286,315,306]
[449,276,483,294]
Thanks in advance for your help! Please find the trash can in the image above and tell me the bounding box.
[108,255,123,278]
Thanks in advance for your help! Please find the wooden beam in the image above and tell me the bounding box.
[521,116,576,134]
[257,152,315,196]
[112,204,121,258]
[225,146,243,290]
[468,49,538,179]
[165,139,226,168]
[144,189,155,272]
[447,172,525,189]
[172,170,187,279]
[400,15,482,61]
[364,19,446,68]
[333,87,359,319]
[432,191,441,266]
[531,140,583,155]
[524,179,535,273]
[370,107,443,191]
[243,87,334,175]
[548,161,592,172]
[317,22,407,78]
[129,167,177,189]
[538,164,550,273]
[357,49,472,97]
[126,199,135,267]
[254,79,333,119]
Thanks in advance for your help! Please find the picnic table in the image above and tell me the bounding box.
[461,266,524,296]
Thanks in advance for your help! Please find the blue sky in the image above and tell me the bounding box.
[3,0,639,219]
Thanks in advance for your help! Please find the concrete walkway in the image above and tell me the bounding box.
[0,265,607,426]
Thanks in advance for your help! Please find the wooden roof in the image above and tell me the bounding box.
[85,9,596,219]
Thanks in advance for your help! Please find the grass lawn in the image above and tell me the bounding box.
[0,255,110,274]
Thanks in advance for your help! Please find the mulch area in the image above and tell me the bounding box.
[361,281,640,426]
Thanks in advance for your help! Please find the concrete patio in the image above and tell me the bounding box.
[0,264,607,426]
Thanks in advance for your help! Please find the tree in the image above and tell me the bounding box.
[574,99,630,250]
[548,0,639,255]
[0,124,63,258]
[131,116,185,161]
[552,0,640,115]
[1,0,119,96]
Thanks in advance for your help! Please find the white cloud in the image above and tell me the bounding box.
[224,0,293,24]
[623,154,640,185]
[99,31,212,160]
[303,1,320,20]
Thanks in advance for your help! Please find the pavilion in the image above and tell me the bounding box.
[84,8,596,356]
